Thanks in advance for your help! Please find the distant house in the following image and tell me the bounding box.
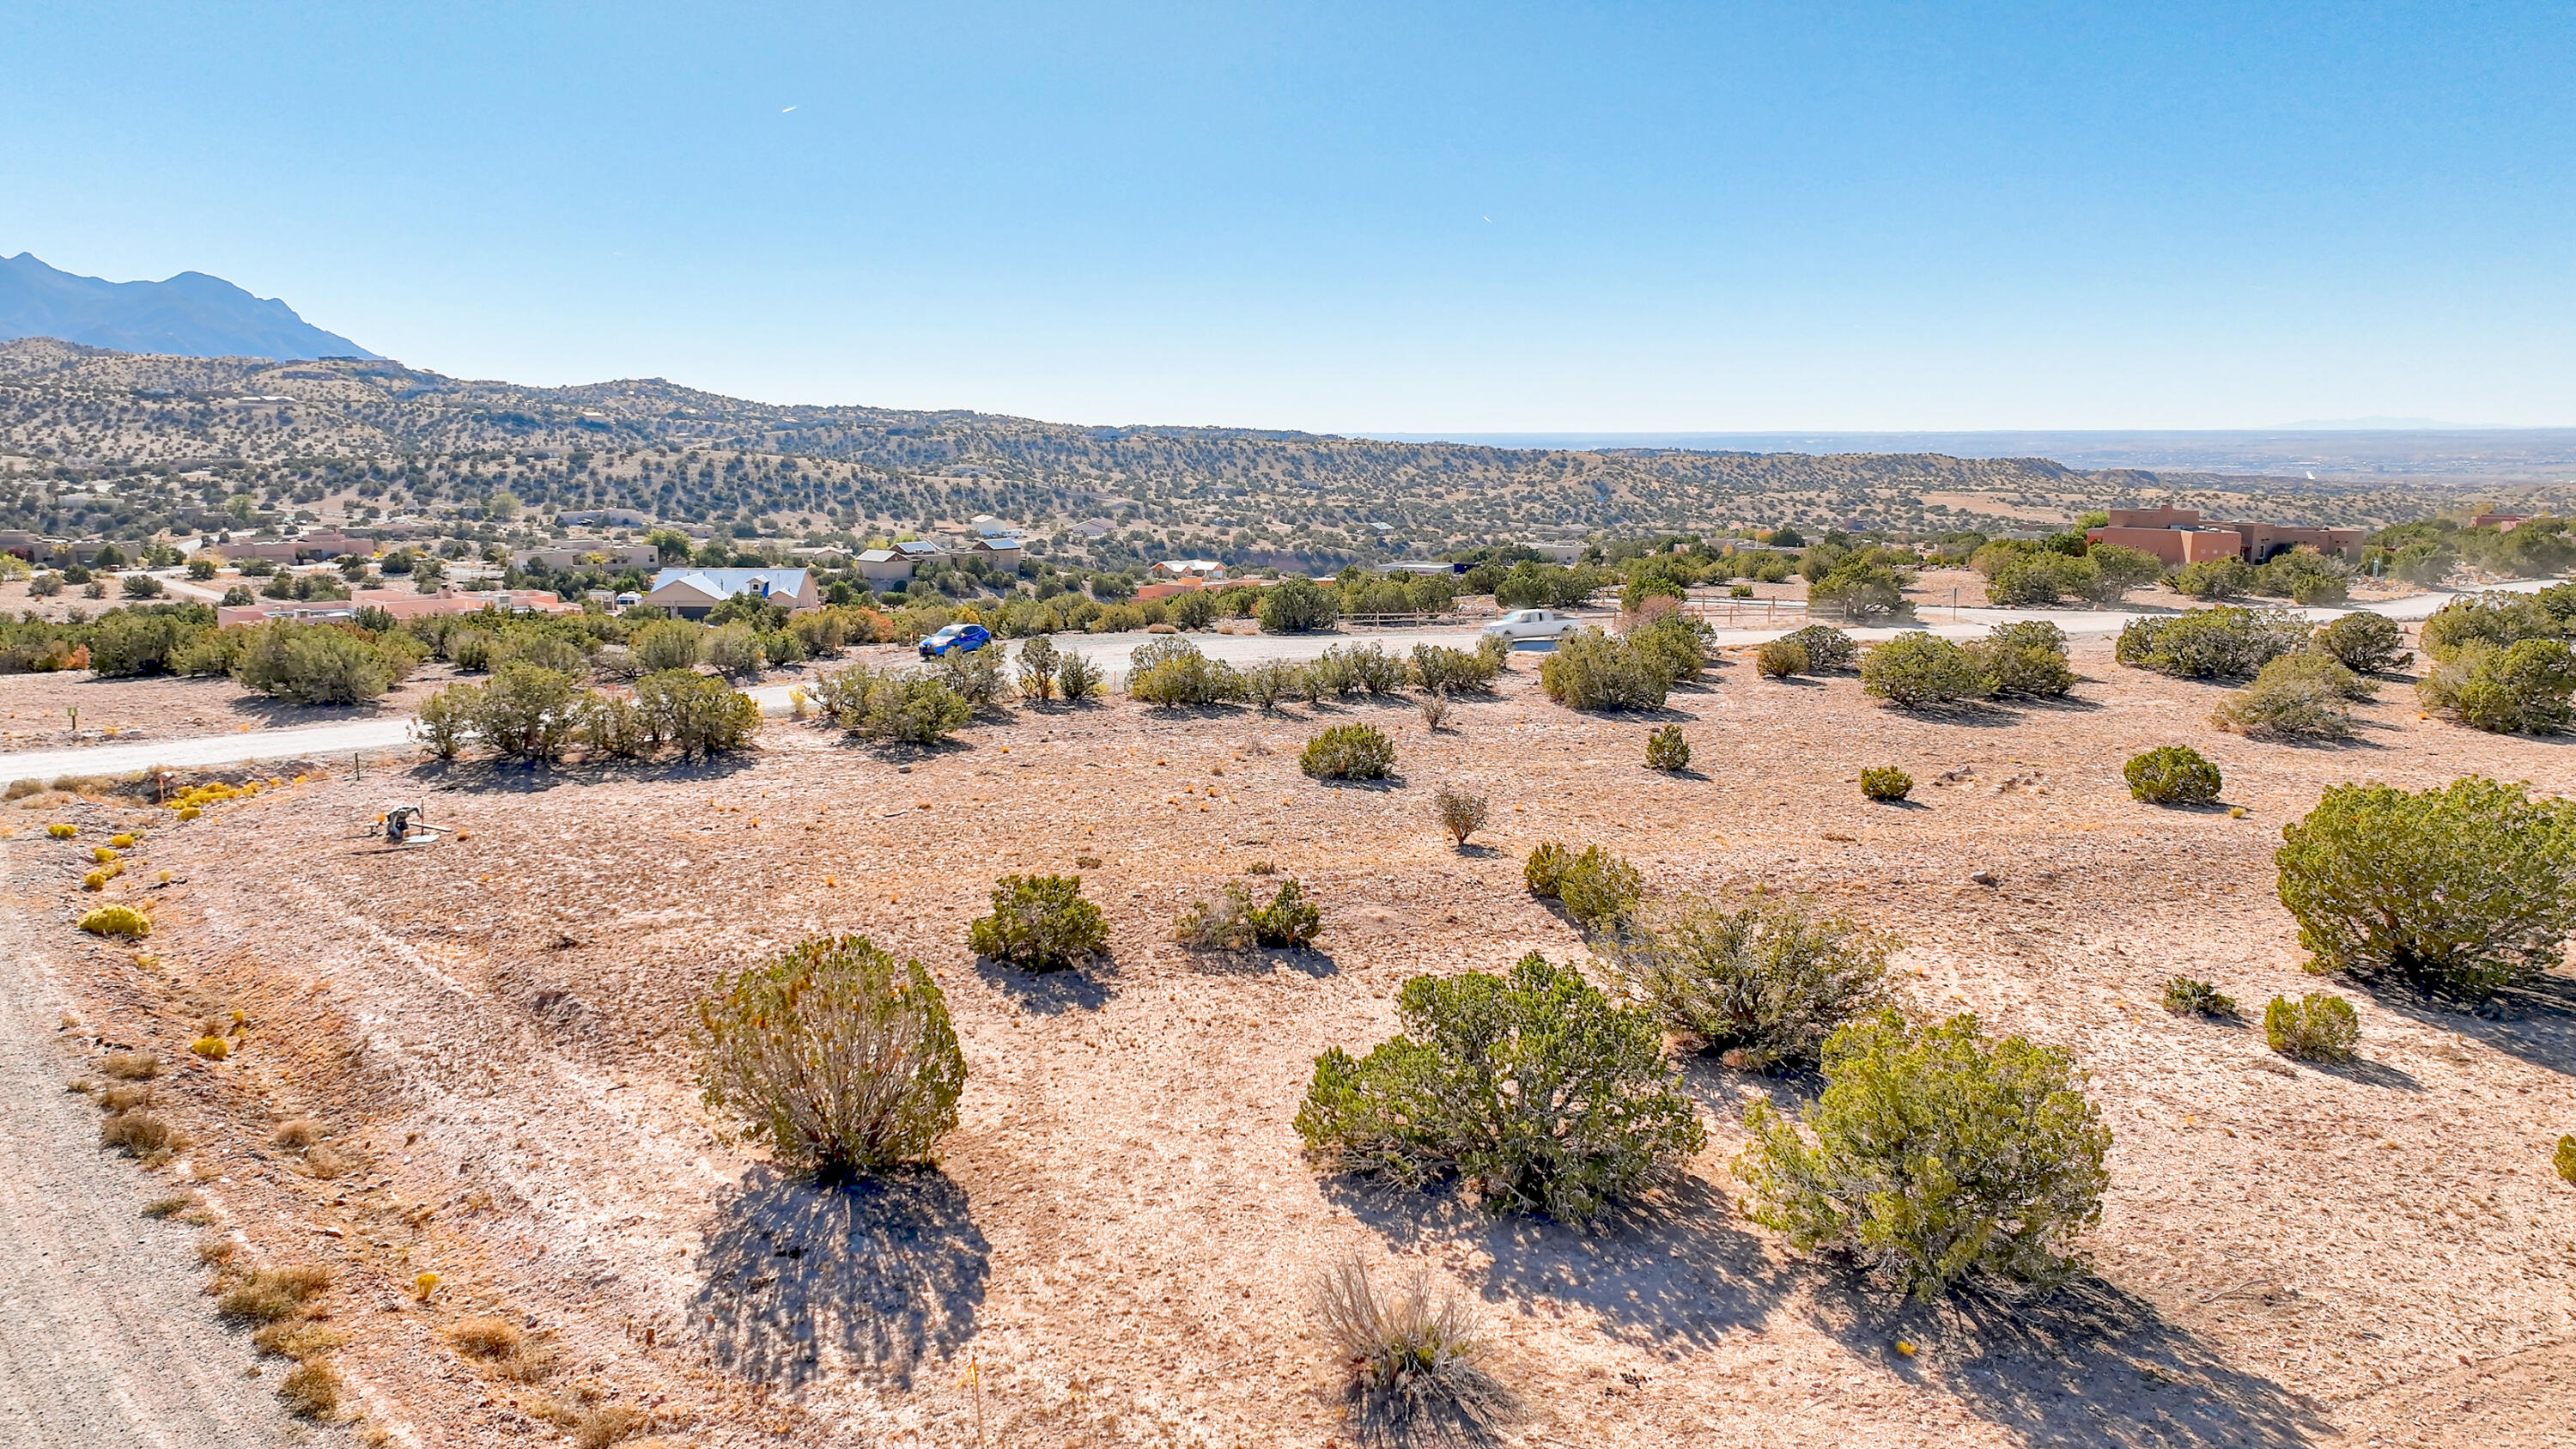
[1074,518,1117,539]
[1375,561,1462,576]
[1150,559,1227,581]
[970,514,1019,538]
[216,586,577,629]
[2470,511,2534,533]
[555,508,653,528]
[893,539,951,563]
[641,566,819,618]
[969,537,1025,570]
[510,544,661,571]
[855,548,914,584]
[2085,506,2363,566]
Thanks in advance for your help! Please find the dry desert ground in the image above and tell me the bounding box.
[6,633,2576,1449]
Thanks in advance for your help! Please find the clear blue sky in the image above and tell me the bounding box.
[6,2,2570,430]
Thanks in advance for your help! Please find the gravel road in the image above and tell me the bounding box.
[0,849,292,1447]
[0,586,2503,787]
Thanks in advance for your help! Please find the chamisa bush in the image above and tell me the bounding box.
[1295,953,1706,1221]
[1176,878,1324,951]
[2161,977,2239,1017]
[1311,1255,1522,1447]
[2115,606,2307,679]
[1431,783,1490,846]
[2557,1135,2576,1188]
[1860,632,1995,709]
[2276,776,2576,999]
[1644,724,1691,770]
[1860,766,1912,801]
[2315,612,2409,675]
[692,935,965,1180]
[79,904,151,939]
[2263,993,2360,1062]
[2124,745,2221,804]
[1302,724,1396,782]
[968,874,1108,971]
[1777,624,1857,672]
[1618,892,1893,1070]
[632,619,703,673]
[1540,628,1669,709]
[1734,1010,2110,1300]
[1241,659,1306,710]
[2210,653,2371,740]
[2418,637,2576,734]
[1754,637,1809,679]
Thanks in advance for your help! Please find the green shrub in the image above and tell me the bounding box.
[1777,624,1856,672]
[1180,880,1315,952]
[467,662,586,763]
[498,631,587,675]
[1644,725,1690,771]
[1295,953,1705,1221]
[1326,642,1406,697]
[1985,552,2095,608]
[1754,637,1808,679]
[2420,592,2561,662]
[1302,724,1397,781]
[1251,878,1324,947]
[2316,612,2409,674]
[1540,628,1669,709]
[1860,632,1996,709]
[581,692,653,759]
[2172,557,2256,600]
[1554,845,1643,928]
[1410,642,1499,694]
[817,666,973,745]
[705,622,765,676]
[2116,606,2307,679]
[2209,654,2366,740]
[968,874,1107,971]
[1056,650,1105,701]
[1012,636,1060,700]
[692,935,964,1180]
[2263,993,2359,1062]
[416,683,476,760]
[1523,841,1573,897]
[2556,1135,2576,1187]
[1168,588,1221,630]
[447,627,498,671]
[1733,1010,2110,1300]
[2256,550,2353,606]
[1809,561,1909,621]
[1130,637,1244,707]
[1860,766,1911,801]
[2419,638,2576,734]
[88,612,205,678]
[1619,893,1893,1069]
[928,642,1005,705]
[633,619,702,673]
[1968,619,2076,698]
[1241,659,1306,709]
[2087,544,2166,601]
[635,668,762,758]
[1625,614,1711,685]
[2161,977,2238,1017]
[2276,776,2576,998]
[1259,577,1341,633]
[233,621,407,704]
[2124,745,2221,804]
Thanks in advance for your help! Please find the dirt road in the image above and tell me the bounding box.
[0,847,291,1448]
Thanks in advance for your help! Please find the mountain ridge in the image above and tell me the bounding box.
[0,253,376,362]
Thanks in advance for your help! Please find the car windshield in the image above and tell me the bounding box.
[931,625,961,638]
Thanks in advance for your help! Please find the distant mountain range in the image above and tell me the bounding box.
[0,253,375,362]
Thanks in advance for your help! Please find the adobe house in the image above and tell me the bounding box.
[2086,507,2363,567]
[641,566,820,618]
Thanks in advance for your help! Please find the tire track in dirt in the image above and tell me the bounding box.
[0,855,291,1449]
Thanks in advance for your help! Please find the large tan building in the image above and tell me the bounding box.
[2086,506,2363,567]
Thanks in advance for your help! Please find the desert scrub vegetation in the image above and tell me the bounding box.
[1522,841,1642,929]
[1643,723,1690,770]
[1129,636,1244,707]
[1539,627,1671,709]
[1969,619,2076,699]
[1777,623,1857,671]
[969,874,1109,971]
[1055,649,1106,702]
[2558,1135,2576,1187]
[2316,611,2410,675]
[100,1104,179,1159]
[1859,766,1911,801]
[693,935,965,1180]
[1311,1254,1522,1448]
[1409,638,1506,694]
[1302,723,1396,782]
[1431,783,1490,846]
[1617,892,1895,1070]
[216,1263,333,1324]
[1259,575,1342,633]
[2125,745,2222,805]
[78,904,150,939]
[1175,877,1324,951]
[1296,953,1705,1221]
[1012,636,1060,699]
[1735,1010,2110,1300]
[2276,776,2576,999]
[2264,993,2360,1062]
[814,664,974,745]
[1861,632,1995,709]
[231,618,420,704]
[2211,653,2372,740]
[1754,636,1808,679]
[2162,977,2239,1017]
[2418,637,2576,734]
[2115,606,2308,679]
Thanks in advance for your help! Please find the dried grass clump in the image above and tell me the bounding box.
[100,1050,161,1080]
[272,1119,321,1148]
[217,1264,332,1324]
[99,1083,153,1111]
[574,1404,647,1448]
[252,1320,347,1360]
[1312,1255,1522,1448]
[277,1360,342,1419]
[447,1315,524,1359]
[1431,784,1489,847]
[101,1110,178,1158]
[143,1192,200,1219]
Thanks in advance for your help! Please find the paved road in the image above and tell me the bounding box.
[0,842,293,1447]
[0,583,2534,786]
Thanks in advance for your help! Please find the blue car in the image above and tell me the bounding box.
[918,623,993,659]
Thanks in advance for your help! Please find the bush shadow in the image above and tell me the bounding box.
[1184,945,1338,980]
[1807,1275,2334,1449]
[412,753,762,795]
[1321,1172,1790,1354]
[2354,969,2576,1077]
[970,952,1117,1014]
[693,1166,988,1390]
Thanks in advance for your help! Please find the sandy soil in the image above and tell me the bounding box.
[10,636,2576,1447]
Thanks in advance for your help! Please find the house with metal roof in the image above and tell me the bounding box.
[640,566,819,618]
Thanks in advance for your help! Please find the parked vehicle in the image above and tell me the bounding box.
[917,623,993,658]
[1480,608,1584,641]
